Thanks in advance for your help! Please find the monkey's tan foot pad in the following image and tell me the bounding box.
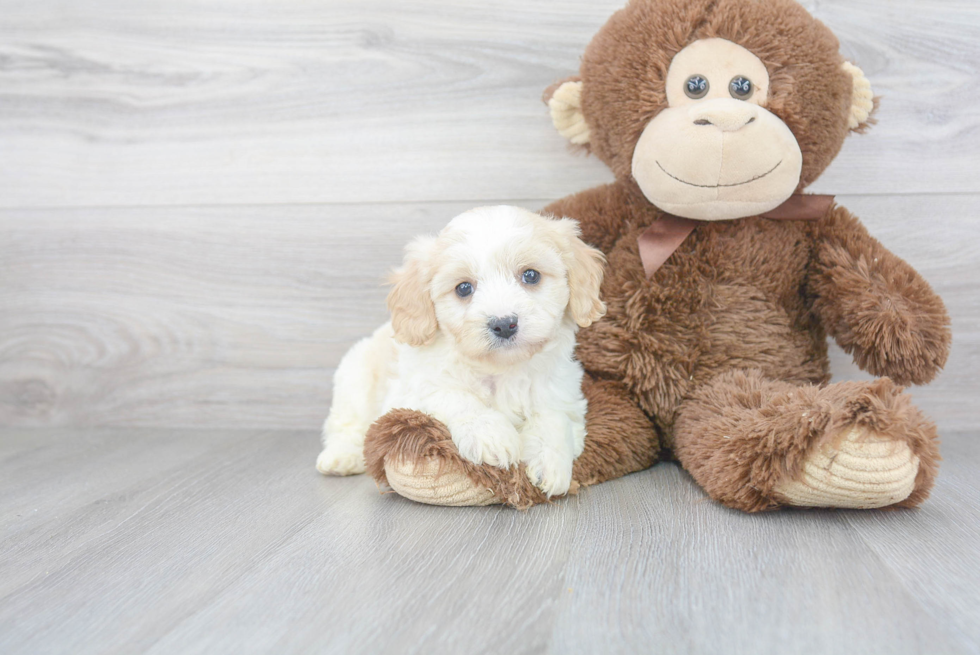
[384,458,501,507]
[774,425,920,509]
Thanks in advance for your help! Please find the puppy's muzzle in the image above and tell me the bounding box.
[487,315,519,340]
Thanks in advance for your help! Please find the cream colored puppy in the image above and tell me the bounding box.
[316,206,605,497]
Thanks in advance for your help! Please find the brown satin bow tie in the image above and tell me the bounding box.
[637,194,835,278]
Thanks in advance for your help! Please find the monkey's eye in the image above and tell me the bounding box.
[455,282,474,298]
[684,75,710,99]
[729,76,754,100]
[521,269,540,285]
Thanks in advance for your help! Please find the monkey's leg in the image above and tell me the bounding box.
[672,370,939,512]
[363,409,543,509]
[570,376,662,488]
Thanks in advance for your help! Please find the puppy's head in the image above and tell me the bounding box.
[388,206,605,365]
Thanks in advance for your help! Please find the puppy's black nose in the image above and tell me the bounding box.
[488,315,518,340]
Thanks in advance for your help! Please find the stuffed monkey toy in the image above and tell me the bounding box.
[359,0,951,512]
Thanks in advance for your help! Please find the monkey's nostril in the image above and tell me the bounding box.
[694,119,712,126]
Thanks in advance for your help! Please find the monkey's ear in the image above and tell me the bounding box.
[842,61,876,132]
[544,77,591,146]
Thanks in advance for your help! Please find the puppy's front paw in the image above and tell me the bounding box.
[316,440,366,476]
[453,414,522,469]
[525,451,573,497]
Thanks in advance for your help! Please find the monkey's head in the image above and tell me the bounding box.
[546,0,875,221]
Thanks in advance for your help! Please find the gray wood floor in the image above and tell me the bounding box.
[1,0,979,653]
[1,427,978,655]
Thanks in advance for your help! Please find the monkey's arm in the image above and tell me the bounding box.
[543,183,638,253]
[806,204,950,386]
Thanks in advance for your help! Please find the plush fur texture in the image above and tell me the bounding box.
[673,372,940,512]
[318,206,606,498]
[363,0,950,512]
[574,0,860,190]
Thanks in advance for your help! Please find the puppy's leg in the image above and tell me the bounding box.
[425,392,523,468]
[453,412,523,469]
[317,324,396,476]
[521,410,577,497]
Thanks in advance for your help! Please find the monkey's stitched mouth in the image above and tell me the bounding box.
[656,160,782,188]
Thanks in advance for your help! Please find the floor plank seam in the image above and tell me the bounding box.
[843,513,980,655]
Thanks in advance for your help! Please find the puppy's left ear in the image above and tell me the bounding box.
[550,218,606,328]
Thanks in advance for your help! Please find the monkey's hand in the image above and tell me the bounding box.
[808,206,950,386]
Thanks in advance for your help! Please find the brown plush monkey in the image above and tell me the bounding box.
[361,0,951,512]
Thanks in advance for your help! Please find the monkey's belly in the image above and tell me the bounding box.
[578,282,829,430]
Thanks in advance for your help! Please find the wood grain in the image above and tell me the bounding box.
[0,202,472,429]
[0,428,349,653]
[2,194,977,432]
[551,465,974,655]
[843,435,980,652]
[0,0,977,209]
[0,427,977,654]
[0,3,977,654]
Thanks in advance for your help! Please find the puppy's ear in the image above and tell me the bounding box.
[387,236,439,346]
[550,218,606,328]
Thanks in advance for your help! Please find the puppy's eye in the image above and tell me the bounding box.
[684,75,709,99]
[729,76,754,100]
[521,269,540,285]
[455,282,474,298]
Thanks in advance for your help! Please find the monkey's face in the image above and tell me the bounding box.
[630,39,803,221]
[545,0,876,222]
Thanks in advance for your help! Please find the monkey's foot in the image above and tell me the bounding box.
[364,408,549,509]
[774,425,920,509]
[385,458,500,507]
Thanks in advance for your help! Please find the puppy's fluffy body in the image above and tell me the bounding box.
[316,206,605,496]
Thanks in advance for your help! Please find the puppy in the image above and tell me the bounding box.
[315,205,605,496]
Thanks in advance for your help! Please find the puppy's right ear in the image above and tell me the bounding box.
[387,236,439,347]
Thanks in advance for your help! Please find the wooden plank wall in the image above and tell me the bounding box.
[1,0,978,432]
